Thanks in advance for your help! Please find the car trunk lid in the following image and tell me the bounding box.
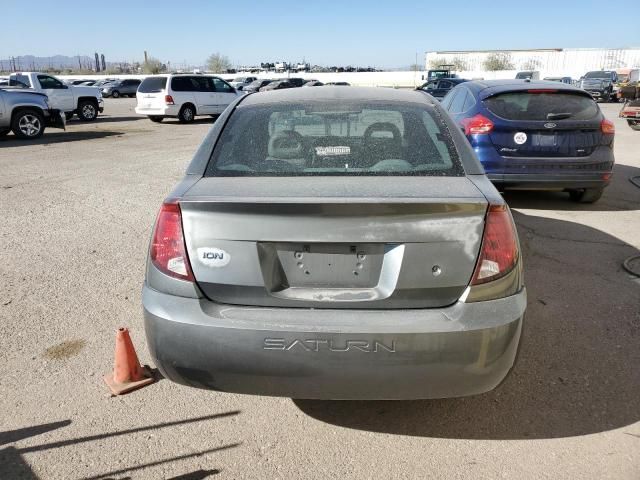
[136,77,168,109]
[482,89,604,160]
[179,176,488,309]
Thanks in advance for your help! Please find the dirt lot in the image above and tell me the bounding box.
[1,98,639,479]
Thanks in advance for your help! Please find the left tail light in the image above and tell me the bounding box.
[150,202,194,282]
[461,114,494,135]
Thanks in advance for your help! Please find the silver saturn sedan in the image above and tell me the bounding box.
[143,86,526,400]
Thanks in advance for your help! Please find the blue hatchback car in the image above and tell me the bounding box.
[441,80,615,203]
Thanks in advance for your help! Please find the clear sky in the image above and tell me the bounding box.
[1,0,637,68]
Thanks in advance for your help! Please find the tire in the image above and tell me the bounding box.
[11,109,45,139]
[627,120,640,131]
[111,90,120,98]
[77,100,98,121]
[64,112,74,121]
[149,116,164,123]
[569,187,604,203]
[178,104,195,123]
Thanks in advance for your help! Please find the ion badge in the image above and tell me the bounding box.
[197,248,231,268]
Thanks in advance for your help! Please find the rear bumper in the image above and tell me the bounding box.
[488,172,611,190]
[142,285,526,400]
[135,105,179,117]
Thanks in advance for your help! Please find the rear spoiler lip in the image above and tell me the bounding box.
[479,88,593,102]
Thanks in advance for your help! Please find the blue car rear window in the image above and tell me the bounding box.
[206,101,464,177]
[484,92,599,121]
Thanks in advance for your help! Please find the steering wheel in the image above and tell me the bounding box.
[268,130,305,159]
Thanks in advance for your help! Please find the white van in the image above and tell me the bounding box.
[135,74,241,123]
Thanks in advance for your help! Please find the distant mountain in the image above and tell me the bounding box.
[0,54,96,71]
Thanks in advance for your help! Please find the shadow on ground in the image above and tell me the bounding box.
[0,412,240,479]
[0,130,124,146]
[295,204,640,439]
[502,163,640,212]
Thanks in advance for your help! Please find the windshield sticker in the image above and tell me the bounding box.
[315,146,351,156]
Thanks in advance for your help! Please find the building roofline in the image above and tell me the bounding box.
[425,47,640,54]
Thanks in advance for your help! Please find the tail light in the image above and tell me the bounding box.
[471,204,519,285]
[165,95,175,105]
[601,118,615,134]
[460,114,494,135]
[150,202,194,282]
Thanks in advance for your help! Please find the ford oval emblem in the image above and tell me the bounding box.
[544,122,557,129]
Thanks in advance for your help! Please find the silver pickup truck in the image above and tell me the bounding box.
[0,88,65,139]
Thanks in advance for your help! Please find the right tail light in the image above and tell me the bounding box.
[165,95,175,105]
[471,204,519,285]
[601,118,615,134]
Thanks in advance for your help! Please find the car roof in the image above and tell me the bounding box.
[240,86,435,106]
[463,79,588,99]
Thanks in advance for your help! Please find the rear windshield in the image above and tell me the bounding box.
[584,71,613,79]
[484,92,599,121]
[138,77,167,93]
[205,101,463,177]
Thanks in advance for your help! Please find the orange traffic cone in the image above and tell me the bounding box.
[104,327,154,395]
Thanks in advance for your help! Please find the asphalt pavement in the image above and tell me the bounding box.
[0,99,638,479]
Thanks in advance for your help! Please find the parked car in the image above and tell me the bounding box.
[303,80,324,87]
[325,81,350,86]
[0,88,65,139]
[242,79,273,93]
[229,76,257,90]
[260,80,293,91]
[142,86,526,400]
[515,71,540,80]
[102,79,141,98]
[543,76,573,84]
[8,72,104,121]
[68,79,92,85]
[417,78,468,100]
[286,77,306,88]
[0,76,8,86]
[92,79,117,89]
[579,71,619,102]
[135,74,241,123]
[441,80,614,203]
[619,99,640,131]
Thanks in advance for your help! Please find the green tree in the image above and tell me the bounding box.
[207,52,232,73]
[483,53,514,71]
[142,57,164,74]
[522,59,541,71]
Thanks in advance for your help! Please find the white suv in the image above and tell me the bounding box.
[135,74,241,123]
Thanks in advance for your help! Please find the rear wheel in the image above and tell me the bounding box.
[149,116,164,123]
[628,120,640,131]
[178,104,195,123]
[111,90,120,98]
[11,109,45,139]
[569,187,604,203]
[77,100,98,121]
